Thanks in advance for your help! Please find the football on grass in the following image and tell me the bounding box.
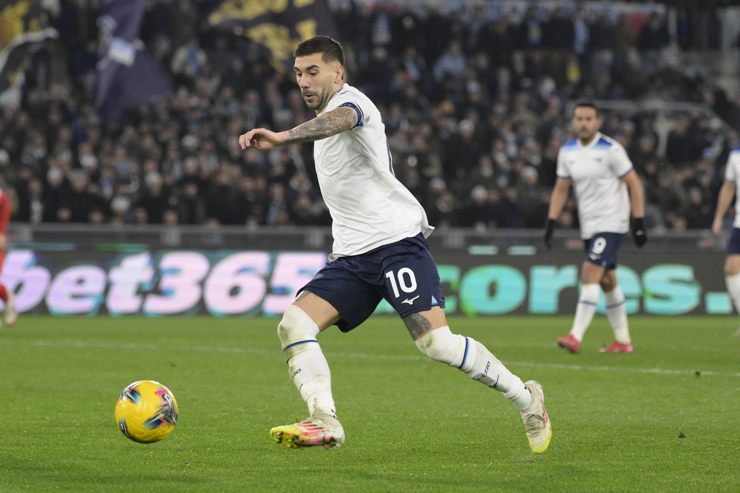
[114,380,179,443]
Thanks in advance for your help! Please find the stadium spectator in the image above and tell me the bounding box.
[639,12,670,71]
[0,0,737,232]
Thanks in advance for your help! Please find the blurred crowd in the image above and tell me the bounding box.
[0,0,738,231]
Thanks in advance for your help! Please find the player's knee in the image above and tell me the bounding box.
[277,305,320,357]
[600,276,615,292]
[579,283,601,302]
[725,256,740,276]
[414,326,467,367]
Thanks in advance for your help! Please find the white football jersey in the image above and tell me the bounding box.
[723,148,740,228]
[313,83,433,259]
[556,132,634,239]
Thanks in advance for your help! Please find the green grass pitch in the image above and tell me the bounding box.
[0,316,737,492]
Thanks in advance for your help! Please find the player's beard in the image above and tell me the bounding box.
[578,128,597,142]
[303,83,336,111]
[303,91,323,110]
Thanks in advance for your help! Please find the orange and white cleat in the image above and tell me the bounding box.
[270,412,345,449]
[600,340,634,353]
[556,334,581,353]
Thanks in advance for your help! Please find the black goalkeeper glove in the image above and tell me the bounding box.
[543,218,556,250]
[631,217,647,248]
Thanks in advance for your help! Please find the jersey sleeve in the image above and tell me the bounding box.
[609,144,634,178]
[555,148,570,179]
[725,152,739,181]
[326,90,365,129]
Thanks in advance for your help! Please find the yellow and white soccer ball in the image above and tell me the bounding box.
[115,380,179,443]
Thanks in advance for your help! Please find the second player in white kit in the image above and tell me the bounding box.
[544,101,647,354]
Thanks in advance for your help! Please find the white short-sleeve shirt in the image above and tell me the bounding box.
[556,132,634,239]
[313,84,433,259]
[723,148,740,228]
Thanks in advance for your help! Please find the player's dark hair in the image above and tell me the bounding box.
[573,100,599,116]
[294,36,345,66]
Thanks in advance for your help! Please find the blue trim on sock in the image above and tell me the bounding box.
[283,339,318,352]
[578,300,598,306]
[606,300,625,309]
[458,337,470,369]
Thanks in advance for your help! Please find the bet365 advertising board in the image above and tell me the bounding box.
[1,248,732,316]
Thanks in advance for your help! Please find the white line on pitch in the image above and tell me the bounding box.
[507,360,739,378]
[25,339,740,379]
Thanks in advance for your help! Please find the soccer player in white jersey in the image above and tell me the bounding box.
[239,36,551,453]
[544,101,647,354]
[711,147,740,315]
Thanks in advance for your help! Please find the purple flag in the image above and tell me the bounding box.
[96,0,172,120]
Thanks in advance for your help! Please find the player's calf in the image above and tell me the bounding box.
[414,327,534,413]
[273,304,339,450]
[414,327,551,452]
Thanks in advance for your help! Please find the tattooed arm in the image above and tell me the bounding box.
[287,106,358,143]
[239,107,358,151]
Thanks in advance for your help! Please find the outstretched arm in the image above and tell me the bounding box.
[239,107,358,150]
[713,180,736,235]
[287,106,358,143]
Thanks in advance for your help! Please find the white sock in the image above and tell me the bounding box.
[605,286,631,343]
[287,344,337,418]
[461,339,532,411]
[570,283,600,342]
[415,327,532,410]
[726,273,740,314]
